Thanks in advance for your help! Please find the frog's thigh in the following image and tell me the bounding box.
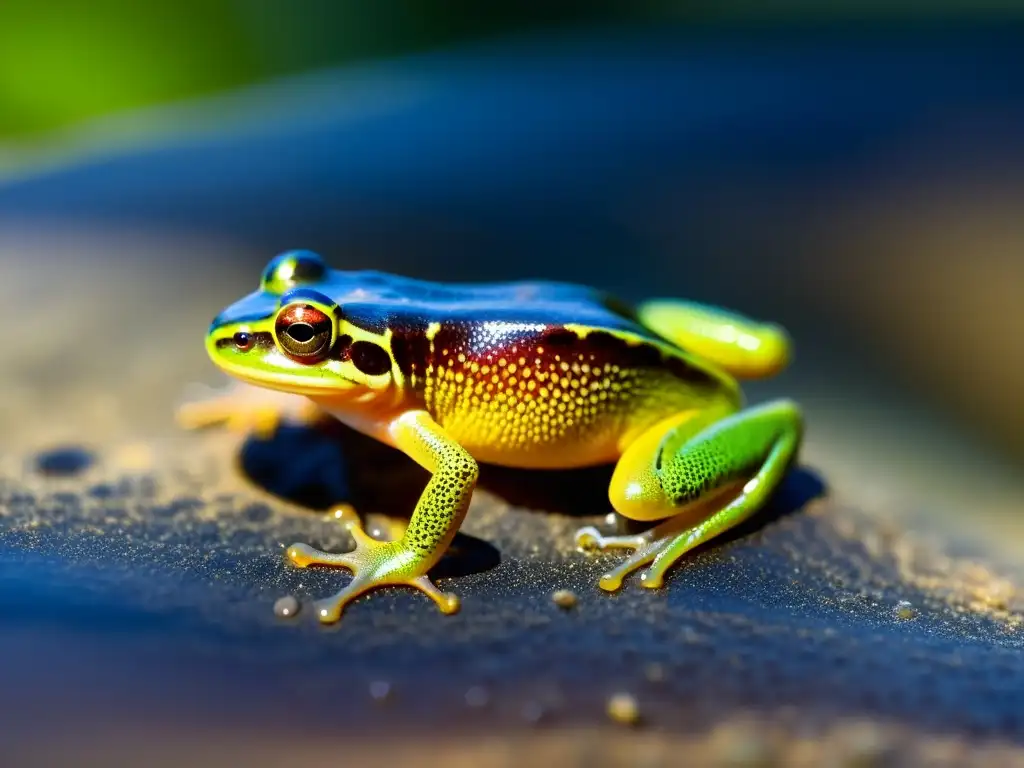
[636,299,791,379]
[584,399,802,591]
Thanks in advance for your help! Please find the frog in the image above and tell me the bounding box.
[180,250,802,624]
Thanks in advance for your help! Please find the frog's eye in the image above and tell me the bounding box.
[261,250,327,293]
[275,303,335,363]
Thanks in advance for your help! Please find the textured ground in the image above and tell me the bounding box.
[1,235,1023,767]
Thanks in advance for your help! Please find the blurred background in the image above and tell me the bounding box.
[1,2,1023,550]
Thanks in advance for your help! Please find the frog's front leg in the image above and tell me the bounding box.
[576,399,802,591]
[287,409,478,624]
[176,380,323,438]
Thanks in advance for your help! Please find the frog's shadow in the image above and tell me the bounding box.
[239,421,827,579]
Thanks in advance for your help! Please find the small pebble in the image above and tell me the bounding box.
[369,681,392,702]
[552,589,578,609]
[464,686,490,708]
[644,662,666,683]
[521,700,546,725]
[606,692,641,726]
[273,596,300,619]
[894,600,917,620]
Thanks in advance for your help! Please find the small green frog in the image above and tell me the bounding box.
[181,251,802,623]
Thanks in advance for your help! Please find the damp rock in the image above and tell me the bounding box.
[242,503,273,523]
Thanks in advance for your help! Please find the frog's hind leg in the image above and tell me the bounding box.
[636,299,791,379]
[576,399,802,591]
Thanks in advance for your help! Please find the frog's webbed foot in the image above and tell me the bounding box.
[176,380,322,438]
[575,525,673,592]
[584,399,802,594]
[287,517,460,624]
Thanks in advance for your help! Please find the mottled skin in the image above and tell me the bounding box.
[180,250,802,623]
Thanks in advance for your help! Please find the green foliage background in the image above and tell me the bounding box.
[0,1,657,138]
[3,1,1018,139]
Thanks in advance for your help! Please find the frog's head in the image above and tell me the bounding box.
[205,250,396,398]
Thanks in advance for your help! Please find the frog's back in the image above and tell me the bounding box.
[326,270,653,340]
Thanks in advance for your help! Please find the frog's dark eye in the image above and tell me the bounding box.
[261,250,327,293]
[275,303,334,362]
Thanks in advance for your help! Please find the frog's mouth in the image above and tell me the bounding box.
[207,335,360,397]
[217,361,358,397]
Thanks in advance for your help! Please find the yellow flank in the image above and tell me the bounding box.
[420,337,707,469]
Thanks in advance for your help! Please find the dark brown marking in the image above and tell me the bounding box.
[351,341,392,376]
[584,330,623,349]
[542,327,578,346]
[332,334,353,361]
[391,329,431,377]
[664,354,718,387]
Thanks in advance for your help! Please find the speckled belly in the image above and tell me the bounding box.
[419,336,698,469]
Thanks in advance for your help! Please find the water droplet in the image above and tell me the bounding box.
[273,595,300,619]
[369,681,392,702]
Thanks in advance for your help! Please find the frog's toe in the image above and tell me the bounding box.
[638,569,665,589]
[574,526,604,551]
[286,542,354,569]
[598,540,675,593]
[574,525,650,554]
[286,519,460,625]
[310,574,459,625]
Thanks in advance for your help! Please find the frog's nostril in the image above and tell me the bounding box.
[233,332,254,351]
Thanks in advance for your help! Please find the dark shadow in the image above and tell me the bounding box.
[239,422,500,578]
[239,420,619,518]
[714,464,828,545]
[428,532,502,580]
[238,422,826,577]
[477,462,616,518]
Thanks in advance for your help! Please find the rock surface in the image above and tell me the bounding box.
[0,235,1022,767]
